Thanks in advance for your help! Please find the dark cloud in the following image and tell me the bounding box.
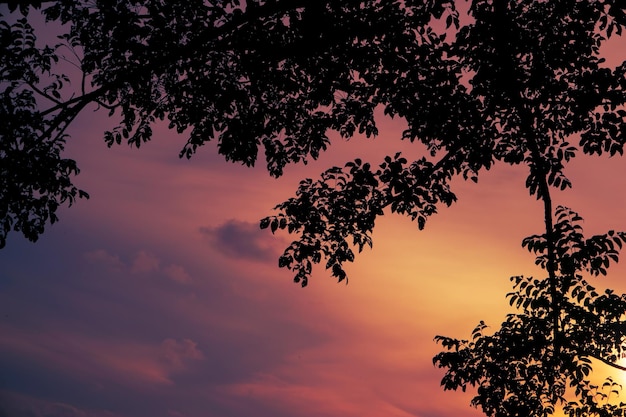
[0,390,127,417]
[199,220,286,263]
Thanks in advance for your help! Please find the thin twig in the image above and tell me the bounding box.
[27,82,62,105]
[587,353,626,372]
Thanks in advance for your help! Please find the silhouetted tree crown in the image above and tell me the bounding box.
[3,1,626,416]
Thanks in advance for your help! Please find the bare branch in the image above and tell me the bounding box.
[27,81,62,106]
[587,353,626,372]
[39,86,108,117]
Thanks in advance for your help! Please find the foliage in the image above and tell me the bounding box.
[262,0,626,286]
[1,0,459,246]
[435,207,626,416]
[1,13,87,247]
[3,1,626,416]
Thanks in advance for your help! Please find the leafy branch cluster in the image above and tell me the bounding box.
[1,15,87,247]
[1,0,458,246]
[261,153,457,286]
[435,207,626,416]
[264,0,626,286]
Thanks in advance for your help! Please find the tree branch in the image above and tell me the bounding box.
[587,352,626,372]
[38,95,93,143]
[28,82,62,106]
[39,86,108,118]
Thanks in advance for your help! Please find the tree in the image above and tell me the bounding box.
[2,1,626,416]
[0,0,461,247]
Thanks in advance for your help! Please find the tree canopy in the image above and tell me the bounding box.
[3,1,626,416]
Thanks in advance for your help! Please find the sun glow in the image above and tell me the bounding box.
[615,354,626,391]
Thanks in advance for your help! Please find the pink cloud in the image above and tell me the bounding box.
[160,338,204,370]
[0,327,204,387]
[84,249,124,271]
[0,390,128,417]
[199,219,287,263]
[131,250,160,274]
[163,264,192,284]
[83,249,162,275]
[83,248,192,284]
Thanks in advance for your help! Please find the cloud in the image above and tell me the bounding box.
[84,249,124,271]
[0,329,205,387]
[163,264,192,284]
[83,249,191,284]
[199,220,285,262]
[0,390,127,417]
[160,338,204,370]
[131,250,160,274]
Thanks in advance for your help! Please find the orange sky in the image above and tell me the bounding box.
[2,8,626,417]
[3,99,626,417]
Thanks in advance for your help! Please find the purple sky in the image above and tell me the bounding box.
[3,5,626,417]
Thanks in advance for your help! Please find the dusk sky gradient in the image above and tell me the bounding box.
[2,6,626,417]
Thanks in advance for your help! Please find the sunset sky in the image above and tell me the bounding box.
[2,6,626,417]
